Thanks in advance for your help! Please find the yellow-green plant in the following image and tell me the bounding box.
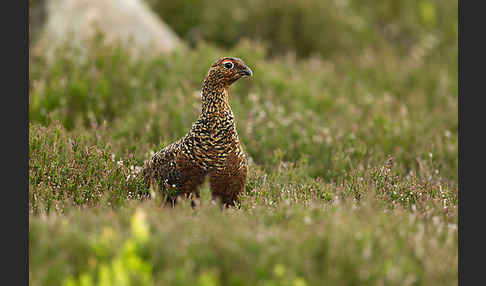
[62,209,153,286]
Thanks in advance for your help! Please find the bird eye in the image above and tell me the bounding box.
[224,62,234,69]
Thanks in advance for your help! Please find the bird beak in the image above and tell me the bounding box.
[241,66,253,77]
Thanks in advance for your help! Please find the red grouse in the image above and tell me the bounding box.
[142,57,253,206]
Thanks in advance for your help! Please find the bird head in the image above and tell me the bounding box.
[205,57,253,88]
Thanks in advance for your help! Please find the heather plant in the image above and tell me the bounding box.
[30,191,457,285]
[30,38,457,182]
[29,0,457,284]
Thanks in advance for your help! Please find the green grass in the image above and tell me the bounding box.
[29,0,457,284]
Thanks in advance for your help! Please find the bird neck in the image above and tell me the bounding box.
[200,84,233,120]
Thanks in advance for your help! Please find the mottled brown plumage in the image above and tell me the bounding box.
[142,57,253,206]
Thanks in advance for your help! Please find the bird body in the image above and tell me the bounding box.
[142,57,252,206]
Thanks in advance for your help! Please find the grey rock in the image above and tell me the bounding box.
[32,0,184,60]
